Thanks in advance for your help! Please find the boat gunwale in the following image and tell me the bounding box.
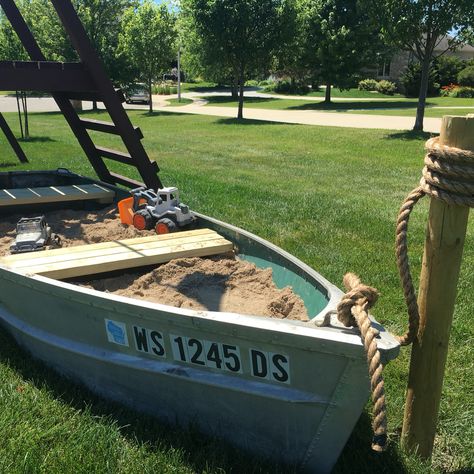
[0,265,398,360]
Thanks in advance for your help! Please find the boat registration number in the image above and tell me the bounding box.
[105,319,290,384]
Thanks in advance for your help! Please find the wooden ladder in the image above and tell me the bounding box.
[0,0,162,190]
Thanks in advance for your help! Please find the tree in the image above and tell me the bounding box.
[178,19,237,94]
[181,0,294,119]
[300,0,385,103]
[1,0,134,84]
[0,9,28,61]
[371,0,474,131]
[119,1,176,113]
[74,0,135,86]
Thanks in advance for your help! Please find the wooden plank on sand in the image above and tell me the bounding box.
[0,183,114,206]
[0,228,233,279]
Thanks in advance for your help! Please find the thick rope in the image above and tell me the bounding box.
[336,273,387,452]
[328,137,473,451]
[395,136,474,346]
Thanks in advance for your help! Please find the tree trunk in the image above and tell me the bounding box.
[324,83,331,103]
[237,71,244,119]
[413,53,432,131]
[148,79,153,114]
[231,76,238,99]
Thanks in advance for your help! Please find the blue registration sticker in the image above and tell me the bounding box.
[105,319,129,346]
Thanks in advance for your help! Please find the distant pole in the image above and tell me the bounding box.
[177,45,181,102]
[15,91,24,139]
[401,115,474,459]
[22,91,29,139]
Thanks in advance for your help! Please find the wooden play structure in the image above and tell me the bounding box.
[0,111,28,163]
[0,182,114,207]
[0,0,160,189]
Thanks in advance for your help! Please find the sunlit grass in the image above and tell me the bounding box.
[166,98,193,106]
[201,95,474,118]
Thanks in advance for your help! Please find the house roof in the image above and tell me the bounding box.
[434,36,474,53]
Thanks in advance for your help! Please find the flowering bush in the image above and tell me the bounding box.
[358,79,378,91]
[440,83,459,97]
[376,80,397,95]
[440,84,474,98]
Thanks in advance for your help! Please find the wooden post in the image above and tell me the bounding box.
[401,115,474,458]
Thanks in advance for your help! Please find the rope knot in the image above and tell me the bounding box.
[396,137,474,346]
[336,272,379,327]
[420,136,474,207]
[336,273,387,452]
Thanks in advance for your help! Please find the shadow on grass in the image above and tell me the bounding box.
[18,136,56,143]
[287,100,424,112]
[384,130,434,141]
[0,326,292,473]
[215,117,291,126]
[184,85,231,93]
[333,417,410,473]
[205,96,277,106]
[138,110,184,118]
[184,85,260,93]
[0,323,411,473]
[0,162,21,168]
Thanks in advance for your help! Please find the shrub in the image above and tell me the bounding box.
[358,79,378,91]
[434,56,466,87]
[400,62,440,97]
[376,80,397,95]
[265,79,309,95]
[450,86,474,98]
[244,79,259,87]
[154,83,177,95]
[457,66,474,87]
[263,83,276,92]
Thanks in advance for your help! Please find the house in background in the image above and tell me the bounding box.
[376,36,474,82]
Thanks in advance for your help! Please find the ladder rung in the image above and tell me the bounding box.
[109,172,145,189]
[80,118,143,139]
[96,146,133,165]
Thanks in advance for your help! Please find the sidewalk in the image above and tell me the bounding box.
[156,96,442,133]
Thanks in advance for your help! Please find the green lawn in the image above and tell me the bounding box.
[0,110,473,474]
[202,95,474,118]
[180,81,226,92]
[166,97,193,106]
